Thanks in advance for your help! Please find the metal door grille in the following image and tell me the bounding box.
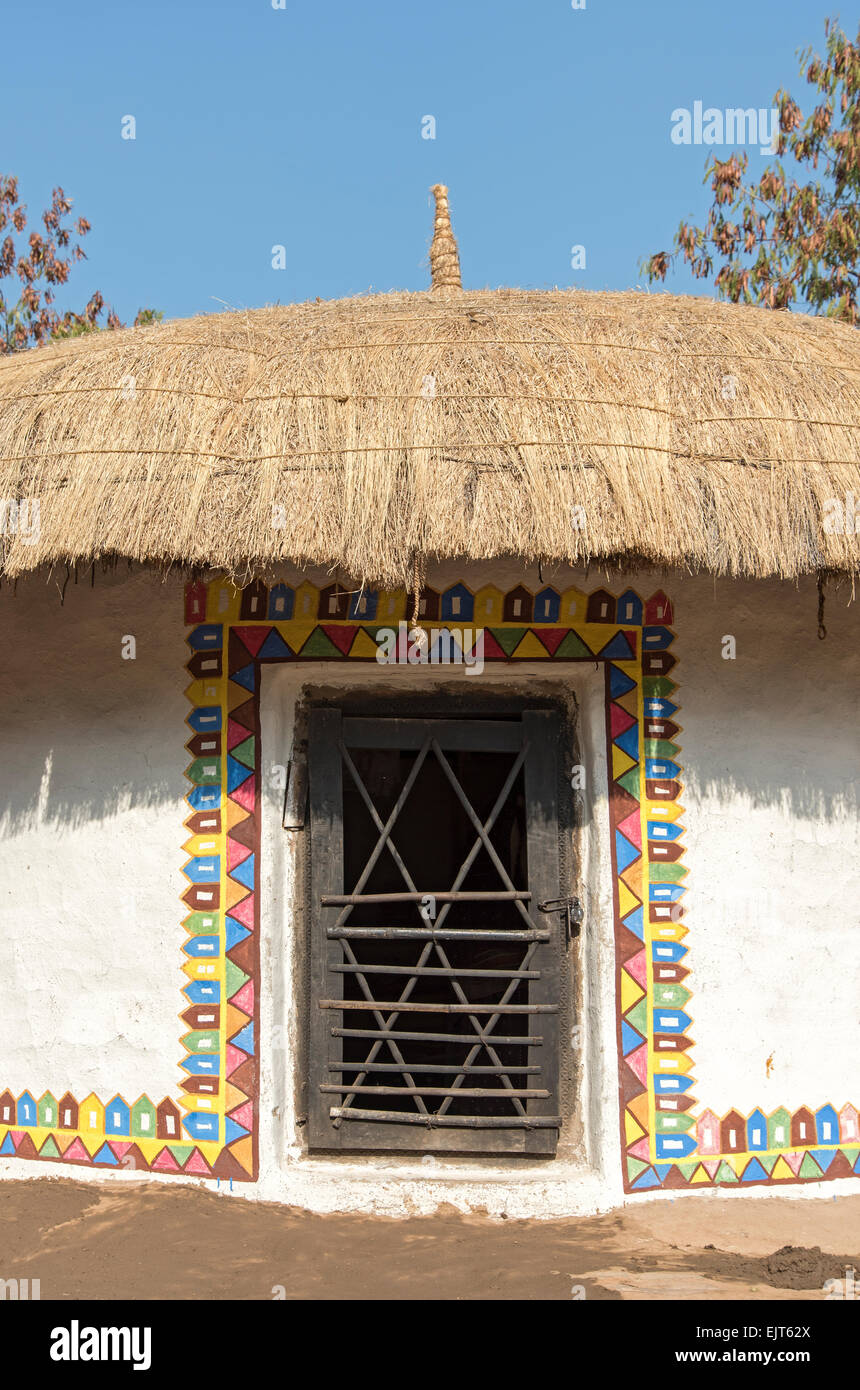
[307,710,563,1154]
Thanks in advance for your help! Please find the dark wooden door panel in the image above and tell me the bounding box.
[307,709,564,1154]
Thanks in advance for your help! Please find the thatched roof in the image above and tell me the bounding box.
[1,187,858,586]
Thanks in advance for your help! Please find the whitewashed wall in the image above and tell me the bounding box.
[0,563,856,1215]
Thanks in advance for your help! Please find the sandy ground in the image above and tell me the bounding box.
[0,1178,858,1300]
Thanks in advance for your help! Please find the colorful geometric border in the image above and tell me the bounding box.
[1,573,856,1194]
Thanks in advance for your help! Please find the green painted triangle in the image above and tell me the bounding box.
[715,1161,739,1184]
[182,1030,220,1053]
[799,1152,823,1179]
[625,999,648,1036]
[626,1156,649,1181]
[841,1147,860,1165]
[644,739,681,759]
[169,1145,194,1166]
[490,627,527,656]
[552,630,594,660]
[186,757,221,785]
[677,1161,699,1180]
[184,912,219,936]
[231,735,256,770]
[652,984,691,1008]
[300,627,344,659]
[656,1113,694,1133]
[649,863,688,883]
[39,1135,61,1159]
[643,677,677,698]
[617,767,641,798]
[225,960,250,998]
[758,1154,778,1175]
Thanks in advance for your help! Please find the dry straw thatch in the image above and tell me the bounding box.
[0,185,858,587]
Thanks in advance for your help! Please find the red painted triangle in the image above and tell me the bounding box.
[626,948,648,988]
[230,893,255,930]
[231,980,254,1015]
[152,1147,181,1171]
[234,627,273,658]
[481,631,509,660]
[63,1137,91,1163]
[610,703,637,738]
[228,1100,254,1130]
[533,628,568,656]
[230,775,256,815]
[618,808,642,849]
[627,1043,648,1086]
[183,1147,212,1175]
[226,1043,248,1078]
[227,839,252,873]
[321,624,359,655]
[227,718,252,752]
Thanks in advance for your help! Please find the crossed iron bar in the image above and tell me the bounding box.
[318,733,557,1129]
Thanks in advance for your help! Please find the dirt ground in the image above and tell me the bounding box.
[1,1177,858,1300]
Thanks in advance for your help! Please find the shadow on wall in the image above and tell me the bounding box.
[666,573,859,824]
[0,567,186,834]
[0,567,857,831]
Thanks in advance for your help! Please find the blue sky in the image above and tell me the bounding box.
[1,0,844,323]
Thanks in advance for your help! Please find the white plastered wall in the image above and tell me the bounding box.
[0,563,857,1216]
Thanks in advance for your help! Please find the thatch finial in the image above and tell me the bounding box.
[429,184,462,290]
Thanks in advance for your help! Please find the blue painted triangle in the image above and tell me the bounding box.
[622,905,644,939]
[0,1133,15,1155]
[811,1149,836,1172]
[183,981,221,1003]
[259,629,293,661]
[741,1157,770,1182]
[229,852,255,891]
[231,663,256,692]
[230,1021,254,1055]
[224,1117,250,1146]
[621,1020,644,1056]
[614,724,640,760]
[598,632,636,661]
[225,916,251,952]
[615,830,640,874]
[609,665,636,698]
[94,1143,119,1166]
[632,1167,662,1190]
[227,755,252,793]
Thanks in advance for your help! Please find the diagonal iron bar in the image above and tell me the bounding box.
[332,736,432,930]
[431,740,534,929]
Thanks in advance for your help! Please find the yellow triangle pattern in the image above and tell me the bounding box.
[511,631,551,659]
[620,969,645,1012]
[617,882,641,919]
[612,746,637,780]
[625,1110,646,1144]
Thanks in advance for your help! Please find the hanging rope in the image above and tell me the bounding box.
[409,551,428,652]
[817,572,827,641]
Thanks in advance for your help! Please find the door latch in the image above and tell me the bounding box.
[538,895,583,947]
